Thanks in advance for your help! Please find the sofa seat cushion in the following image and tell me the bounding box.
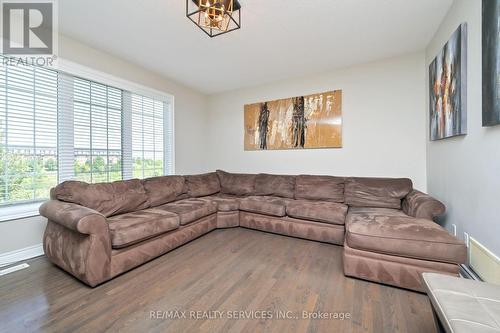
[107,208,180,248]
[345,208,466,264]
[239,196,291,217]
[347,207,410,218]
[286,200,348,225]
[156,198,218,225]
[200,194,240,211]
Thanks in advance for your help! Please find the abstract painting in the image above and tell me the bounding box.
[482,0,500,126]
[429,23,467,141]
[244,90,342,150]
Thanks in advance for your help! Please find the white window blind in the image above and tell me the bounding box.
[131,93,169,178]
[73,78,123,183]
[0,57,174,210]
[0,58,58,206]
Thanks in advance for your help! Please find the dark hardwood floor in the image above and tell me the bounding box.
[0,228,437,333]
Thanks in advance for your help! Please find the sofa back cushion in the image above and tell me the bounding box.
[142,175,187,207]
[51,179,149,217]
[254,174,295,198]
[216,170,256,196]
[185,172,220,197]
[344,177,412,209]
[294,175,345,202]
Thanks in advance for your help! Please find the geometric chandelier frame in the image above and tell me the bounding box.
[186,0,241,38]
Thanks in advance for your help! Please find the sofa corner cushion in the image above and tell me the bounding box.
[254,173,295,198]
[186,172,221,197]
[294,175,345,202]
[156,198,218,225]
[142,175,187,207]
[52,179,149,217]
[239,196,290,217]
[344,177,412,209]
[345,210,466,264]
[107,208,180,248]
[216,170,256,196]
[200,194,240,211]
[286,200,348,225]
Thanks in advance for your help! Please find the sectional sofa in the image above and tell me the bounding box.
[39,170,467,292]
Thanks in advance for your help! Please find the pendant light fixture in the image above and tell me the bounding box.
[186,0,241,37]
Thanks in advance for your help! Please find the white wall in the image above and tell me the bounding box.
[58,36,209,175]
[426,0,500,257]
[206,53,427,190]
[0,217,46,254]
[0,35,208,255]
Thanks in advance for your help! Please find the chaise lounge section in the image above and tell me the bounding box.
[39,170,466,291]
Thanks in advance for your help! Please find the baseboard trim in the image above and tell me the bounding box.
[0,244,44,267]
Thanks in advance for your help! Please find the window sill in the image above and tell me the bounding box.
[0,202,42,222]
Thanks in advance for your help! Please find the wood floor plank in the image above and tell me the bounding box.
[0,228,437,333]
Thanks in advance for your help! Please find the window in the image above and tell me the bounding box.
[0,59,58,206]
[0,57,174,210]
[131,94,165,178]
[73,78,123,183]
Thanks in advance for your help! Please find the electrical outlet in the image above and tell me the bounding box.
[464,232,470,248]
[451,224,457,236]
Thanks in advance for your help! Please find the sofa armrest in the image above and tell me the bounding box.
[402,190,446,221]
[39,200,108,235]
[39,200,112,287]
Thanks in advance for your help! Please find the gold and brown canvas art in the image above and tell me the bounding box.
[244,90,342,150]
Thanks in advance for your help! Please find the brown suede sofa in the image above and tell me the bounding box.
[39,170,467,291]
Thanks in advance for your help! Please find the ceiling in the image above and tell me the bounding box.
[59,0,453,95]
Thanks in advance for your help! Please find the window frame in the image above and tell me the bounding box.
[0,58,175,222]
